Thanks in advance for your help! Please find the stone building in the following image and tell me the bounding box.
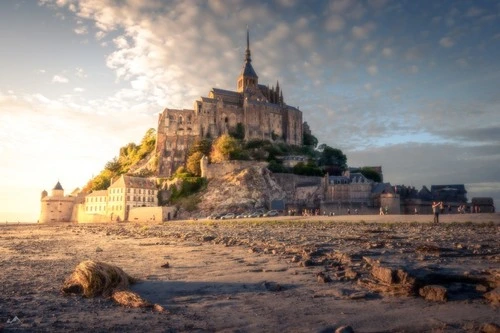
[39,181,83,223]
[156,30,303,177]
[106,175,158,221]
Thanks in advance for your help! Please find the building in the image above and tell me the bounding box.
[84,190,108,216]
[40,176,159,223]
[39,181,83,223]
[107,175,158,221]
[156,29,303,177]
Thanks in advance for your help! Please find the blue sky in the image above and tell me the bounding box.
[1,0,499,221]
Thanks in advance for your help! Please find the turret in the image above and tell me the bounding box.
[52,181,64,197]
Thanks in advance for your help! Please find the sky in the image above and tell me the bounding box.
[1,0,499,222]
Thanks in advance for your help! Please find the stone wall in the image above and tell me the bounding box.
[128,206,177,222]
[73,204,112,223]
[39,197,76,223]
[380,193,401,214]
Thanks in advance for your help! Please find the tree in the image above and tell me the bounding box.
[189,138,212,157]
[229,122,245,140]
[303,132,318,148]
[317,144,347,172]
[359,167,382,182]
[210,134,241,163]
[105,157,122,173]
[186,151,204,176]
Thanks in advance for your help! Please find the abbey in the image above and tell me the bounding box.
[156,30,303,177]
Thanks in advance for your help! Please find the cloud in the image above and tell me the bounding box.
[74,25,88,35]
[466,7,483,17]
[382,47,393,58]
[324,15,345,32]
[367,65,378,75]
[52,75,69,83]
[351,22,376,39]
[75,67,87,78]
[439,37,455,48]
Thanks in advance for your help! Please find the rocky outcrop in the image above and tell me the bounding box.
[197,165,286,214]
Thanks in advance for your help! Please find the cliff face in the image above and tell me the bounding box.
[197,165,286,215]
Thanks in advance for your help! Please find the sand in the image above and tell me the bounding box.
[0,213,499,332]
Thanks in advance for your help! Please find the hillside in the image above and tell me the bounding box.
[196,165,286,215]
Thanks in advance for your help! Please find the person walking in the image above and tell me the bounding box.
[432,201,442,224]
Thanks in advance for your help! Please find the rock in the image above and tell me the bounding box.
[348,291,367,300]
[202,235,215,242]
[161,262,170,268]
[481,323,500,333]
[335,325,354,333]
[484,287,500,304]
[291,255,301,263]
[301,259,315,267]
[263,281,283,292]
[344,268,358,280]
[476,284,488,293]
[316,272,331,283]
[419,285,448,302]
[371,265,394,284]
[95,247,103,252]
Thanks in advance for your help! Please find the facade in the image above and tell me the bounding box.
[156,30,303,177]
[107,175,158,221]
[84,190,108,215]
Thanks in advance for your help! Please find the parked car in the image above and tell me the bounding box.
[236,212,251,218]
[208,213,226,220]
[263,210,279,217]
[221,213,235,220]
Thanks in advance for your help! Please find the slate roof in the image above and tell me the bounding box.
[109,175,156,190]
[241,61,258,78]
[212,88,240,97]
[53,181,63,190]
[87,190,108,197]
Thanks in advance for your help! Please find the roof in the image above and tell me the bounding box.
[241,62,258,78]
[329,176,350,184]
[471,197,494,205]
[201,96,217,103]
[53,181,63,190]
[372,183,394,194]
[430,184,467,193]
[349,172,372,183]
[211,88,240,97]
[87,190,108,197]
[109,175,156,190]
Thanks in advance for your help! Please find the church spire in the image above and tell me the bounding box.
[237,26,258,92]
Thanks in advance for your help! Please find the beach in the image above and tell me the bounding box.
[1,214,499,332]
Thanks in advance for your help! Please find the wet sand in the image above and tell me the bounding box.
[0,214,499,332]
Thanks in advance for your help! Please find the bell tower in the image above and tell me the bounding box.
[237,27,258,93]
